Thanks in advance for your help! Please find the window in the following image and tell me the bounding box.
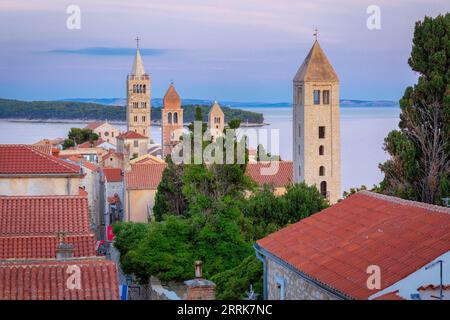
[323,90,330,104]
[319,126,325,139]
[142,116,146,122]
[319,145,324,155]
[112,132,114,137]
[143,85,146,94]
[314,90,320,105]
[104,131,109,137]
[298,124,301,137]
[298,165,301,176]
[320,181,327,196]
[319,166,325,176]
[133,140,138,147]
[298,144,301,155]
[134,116,138,123]
[168,112,172,124]
[173,112,178,124]
[143,129,145,135]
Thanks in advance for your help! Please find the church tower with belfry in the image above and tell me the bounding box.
[127,37,151,139]
[293,31,341,203]
[161,82,183,158]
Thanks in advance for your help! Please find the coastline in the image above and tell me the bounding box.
[0,118,268,127]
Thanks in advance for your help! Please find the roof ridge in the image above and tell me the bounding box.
[359,190,450,214]
[24,145,81,174]
[0,194,87,199]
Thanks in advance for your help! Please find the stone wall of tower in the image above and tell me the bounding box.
[293,80,341,204]
[208,104,224,141]
[161,108,183,158]
[127,74,151,139]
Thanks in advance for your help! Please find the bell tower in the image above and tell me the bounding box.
[293,36,341,203]
[127,37,151,139]
[161,82,183,158]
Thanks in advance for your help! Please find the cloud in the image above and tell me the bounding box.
[47,47,168,56]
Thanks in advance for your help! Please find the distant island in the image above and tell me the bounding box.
[0,98,264,124]
[58,97,400,108]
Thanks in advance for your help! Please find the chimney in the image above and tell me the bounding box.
[55,233,74,259]
[184,261,216,300]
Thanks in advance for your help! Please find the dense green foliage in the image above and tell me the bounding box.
[379,14,450,204]
[0,99,264,124]
[62,128,99,149]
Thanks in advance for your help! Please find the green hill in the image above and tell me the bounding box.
[0,99,264,124]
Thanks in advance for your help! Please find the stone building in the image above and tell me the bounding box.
[116,131,149,161]
[161,83,183,158]
[127,40,151,139]
[124,163,167,222]
[85,121,120,146]
[292,39,341,203]
[0,145,83,196]
[255,191,450,300]
[208,100,224,140]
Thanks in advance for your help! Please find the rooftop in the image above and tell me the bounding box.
[246,161,293,188]
[0,258,119,300]
[0,145,81,176]
[294,40,339,82]
[163,83,181,110]
[125,163,167,189]
[117,131,148,140]
[257,191,450,299]
[103,167,123,183]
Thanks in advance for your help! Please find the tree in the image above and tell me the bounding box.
[227,119,241,130]
[379,13,450,204]
[153,157,187,221]
[343,185,368,199]
[62,127,99,149]
[62,139,75,150]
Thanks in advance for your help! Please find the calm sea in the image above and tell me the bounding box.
[0,106,400,193]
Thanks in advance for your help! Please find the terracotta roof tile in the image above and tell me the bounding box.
[125,163,167,189]
[417,284,450,291]
[0,145,81,175]
[101,150,124,162]
[163,83,181,110]
[85,121,106,130]
[103,168,123,183]
[0,195,90,236]
[77,138,105,149]
[246,161,293,187]
[0,258,119,300]
[257,191,450,299]
[373,290,405,300]
[117,131,147,140]
[0,234,96,259]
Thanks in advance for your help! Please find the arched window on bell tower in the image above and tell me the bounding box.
[173,112,178,124]
[168,112,172,124]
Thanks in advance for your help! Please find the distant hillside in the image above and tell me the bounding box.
[0,98,264,124]
[60,98,399,108]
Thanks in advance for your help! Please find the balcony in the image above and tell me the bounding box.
[128,74,149,81]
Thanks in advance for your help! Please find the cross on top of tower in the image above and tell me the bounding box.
[313,27,318,41]
[135,36,140,49]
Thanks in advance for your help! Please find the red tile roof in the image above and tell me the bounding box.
[85,121,106,130]
[0,258,119,300]
[0,234,96,259]
[0,145,81,175]
[125,163,167,189]
[77,138,105,148]
[0,195,96,260]
[117,131,147,140]
[163,83,182,110]
[373,290,405,300]
[103,168,123,183]
[246,161,293,187]
[67,156,98,172]
[0,195,90,236]
[256,191,450,300]
[418,284,450,291]
[101,150,124,162]
[30,144,52,155]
